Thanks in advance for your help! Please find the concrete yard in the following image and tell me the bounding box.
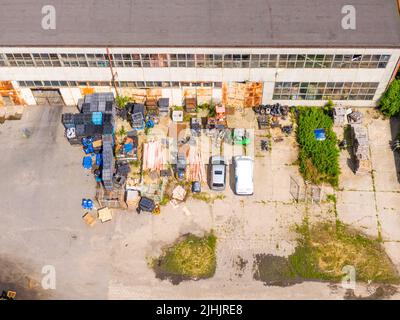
[1,105,400,299]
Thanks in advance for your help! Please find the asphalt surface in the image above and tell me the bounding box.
[0,0,399,47]
[0,106,113,299]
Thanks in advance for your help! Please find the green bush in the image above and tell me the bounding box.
[297,107,340,186]
[379,79,400,117]
[115,95,131,109]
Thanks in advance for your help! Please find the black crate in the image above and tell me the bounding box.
[103,113,112,124]
[82,103,91,114]
[105,101,113,112]
[94,125,103,135]
[103,124,113,134]
[62,113,74,123]
[73,114,85,125]
[84,113,92,124]
[75,124,85,136]
[84,124,96,136]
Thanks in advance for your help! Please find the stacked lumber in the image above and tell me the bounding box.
[187,148,207,182]
[142,140,166,171]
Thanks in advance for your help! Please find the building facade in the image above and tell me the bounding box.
[0,0,399,107]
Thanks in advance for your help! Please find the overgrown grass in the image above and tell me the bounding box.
[153,233,217,280]
[288,220,399,283]
[296,107,340,187]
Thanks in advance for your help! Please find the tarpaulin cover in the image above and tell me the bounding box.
[314,128,326,141]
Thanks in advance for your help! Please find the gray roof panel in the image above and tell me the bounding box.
[0,0,399,48]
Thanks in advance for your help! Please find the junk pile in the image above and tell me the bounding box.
[116,131,138,161]
[190,117,202,136]
[253,103,290,130]
[62,93,132,210]
[348,111,364,124]
[158,98,170,116]
[333,106,347,126]
[350,124,371,175]
[185,97,197,113]
[127,103,145,130]
[207,104,227,131]
[127,97,170,130]
[253,103,289,117]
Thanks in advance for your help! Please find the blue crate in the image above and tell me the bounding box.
[92,112,103,125]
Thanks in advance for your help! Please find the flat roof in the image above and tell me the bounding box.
[0,0,399,48]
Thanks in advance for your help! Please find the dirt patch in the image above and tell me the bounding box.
[233,256,248,278]
[253,254,302,287]
[0,257,53,300]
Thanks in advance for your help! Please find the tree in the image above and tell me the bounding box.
[379,79,400,117]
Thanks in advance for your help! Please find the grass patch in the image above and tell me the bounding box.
[152,233,217,284]
[296,107,340,187]
[289,220,399,283]
[192,192,225,204]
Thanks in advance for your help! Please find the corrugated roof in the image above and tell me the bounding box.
[0,0,399,48]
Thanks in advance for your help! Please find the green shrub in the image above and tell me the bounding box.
[115,95,131,109]
[379,79,400,117]
[297,107,340,186]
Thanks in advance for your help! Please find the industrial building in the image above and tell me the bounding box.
[0,0,399,107]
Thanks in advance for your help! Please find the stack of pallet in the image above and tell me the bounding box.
[102,134,115,190]
[222,82,245,108]
[244,82,263,107]
[120,88,147,104]
[351,124,371,175]
[0,81,25,106]
[196,88,213,105]
[222,82,263,108]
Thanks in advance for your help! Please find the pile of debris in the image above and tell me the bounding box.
[350,124,371,175]
[333,106,347,126]
[253,103,290,130]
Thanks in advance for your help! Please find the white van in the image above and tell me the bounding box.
[233,156,254,195]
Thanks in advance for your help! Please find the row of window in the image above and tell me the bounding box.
[2,53,391,69]
[273,82,379,100]
[17,80,223,88]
